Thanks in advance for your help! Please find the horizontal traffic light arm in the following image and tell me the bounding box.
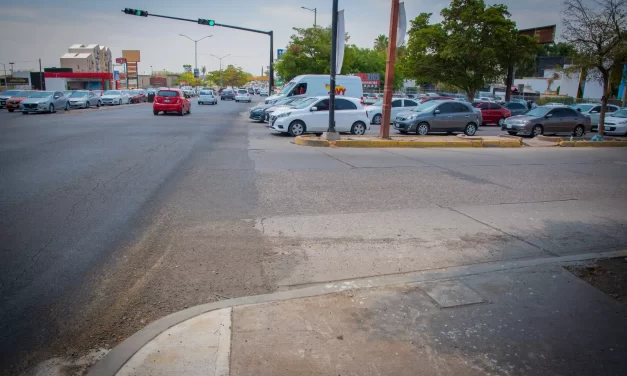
[120,9,270,35]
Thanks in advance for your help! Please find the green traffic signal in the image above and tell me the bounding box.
[198,18,216,26]
[122,8,148,17]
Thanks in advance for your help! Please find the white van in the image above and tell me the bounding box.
[265,75,363,104]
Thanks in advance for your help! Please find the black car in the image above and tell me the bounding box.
[221,89,235,100]
[503,101,528,116]
[248,88,255,95]
[254,88,260,94]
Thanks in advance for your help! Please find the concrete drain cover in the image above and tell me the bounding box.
[419,279,485,308]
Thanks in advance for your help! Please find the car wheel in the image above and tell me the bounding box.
[464,123,477,136]
[416,122,429,135]
[179,108,184,116]
[531,125,543,137]
[507,131,517,136]
[118,99,122,106]
[22,111,28,115]
[573,125,585,137]
[65,102,70,111]
[187,106,191,114]
[8,109,14,112]
[351,121,367,135]
[372,114,382,125]
[153,110,159,115]
[288,120,306,136]
[49,104,55,113]
[97,101,101,108]
[497,117,505,126]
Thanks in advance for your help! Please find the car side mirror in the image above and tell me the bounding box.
[311,107,318,112]
[434,109,441,114]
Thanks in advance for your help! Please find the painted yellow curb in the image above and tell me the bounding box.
[558,140,627,147]
[294,136,523,148]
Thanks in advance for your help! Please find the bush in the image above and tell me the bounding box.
[535,96,575,106]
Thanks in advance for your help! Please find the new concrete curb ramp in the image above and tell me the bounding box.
[294,135,523,148]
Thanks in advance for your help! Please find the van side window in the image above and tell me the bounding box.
[292,83,307,96]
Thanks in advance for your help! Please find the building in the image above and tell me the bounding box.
[52,44,114,90]
[514,65,604,100]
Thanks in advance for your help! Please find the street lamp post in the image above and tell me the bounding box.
[211,54,231,87]
[179,34,213,89]
[150,65,153,76]
[301,6,317,27]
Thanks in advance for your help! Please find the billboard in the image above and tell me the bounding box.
[183,65,192,73]
[116,57,127,64]
[127,62,138,75]
[122,50,141,62]
[519,25,556,45]
[150,77,167,87]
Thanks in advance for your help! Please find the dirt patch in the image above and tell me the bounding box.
[565,257,627,304]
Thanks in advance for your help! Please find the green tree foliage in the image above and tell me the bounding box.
[516,42,578,78]
[176,72,195,85]
[374,35,388,52]
[403,0,536,100]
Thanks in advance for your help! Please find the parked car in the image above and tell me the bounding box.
[365,98,420,125]
[5,91,36,112]
[68,90,101,108]
[91,90,104,97]
[259,88,269,96]
[153,88,191,116]
[502,106,591,137]
[474,96,494,103]
[263,97,308,122]
[544,102,566,107]
[249,97,300,122]
[235,89,252,103]
[63,90,74,98]
[270,96,369,136]
[419,96,454,104]
[247,87,255,95]
[503,101,528,116]
[473,102,511,126]
[362,93,378,105]
[221,89,236,100]
[20,91,70,114]
[198,90,218,105]
[603,108,627,136]
[393,100,481,136]
[127,89,147,103]
[0,89,24,108]
[571,103,620,132]
[101,90,130,105]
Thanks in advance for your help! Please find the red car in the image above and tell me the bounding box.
[128,89,147,103]
[153,88,191,116]
[474,102,511,126]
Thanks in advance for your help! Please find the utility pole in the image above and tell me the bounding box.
[324,0,339,138]
[211,54,230,87]
[9,62,15,76]
[179,34,212,91]
[38,58,43,90]
[379,0,400,139]
[2,63,7,89]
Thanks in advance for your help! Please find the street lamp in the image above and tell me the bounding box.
[179,34,213,88]
[150,65,153,76]
[210,54,231,87]
[301,6,317,27]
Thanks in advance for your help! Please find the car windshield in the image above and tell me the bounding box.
[224,90,233,94]
[610,109,627,118]
[200,91,213,95]
[28,92,53,98]
[292,97,318,109]
[104,91,121,95]
[412,102,439,112]
[571,104,594,112]
[525,107,551,117]
[70,92,89,98]
[157,90,179,97]
[280,81,297,95]
[238,90,248,94]
[1,90,21,96]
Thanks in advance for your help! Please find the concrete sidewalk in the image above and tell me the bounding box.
[88,250,627,376]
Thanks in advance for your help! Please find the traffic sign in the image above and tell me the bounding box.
[193,68,199,78]
[114,70,120,81]
[116,57,127,64]
[277,49,285,59]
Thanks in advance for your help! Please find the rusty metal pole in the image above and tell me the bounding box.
[379,0,399,139]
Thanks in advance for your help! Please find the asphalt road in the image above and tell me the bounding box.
[1,98,627,374]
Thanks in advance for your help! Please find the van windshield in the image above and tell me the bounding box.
[280,81,297,95]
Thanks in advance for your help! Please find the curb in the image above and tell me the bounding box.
[294,136,522,148]
[558,140,627,147]
[87,248,627,376]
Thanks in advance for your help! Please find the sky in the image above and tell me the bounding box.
[0,0,564,76]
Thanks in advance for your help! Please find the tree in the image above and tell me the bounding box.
[562,0,627,137]
[403,0,535,100]
[176,72,195,85]
[374,34,388,51]
[221,65,252,87]
[201,65,207,77]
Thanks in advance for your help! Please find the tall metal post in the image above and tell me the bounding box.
[38,58,43,90]
[125,63,129,89]
[269,31,274,94]
[328,0,338,134]
[379,0,400,139]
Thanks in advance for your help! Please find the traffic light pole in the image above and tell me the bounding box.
[121,10,274,93]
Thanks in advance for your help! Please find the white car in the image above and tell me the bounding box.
[100,90,130,105]
[259,88,269,96]
[270,96,369,136]
[235,89,252,103]
[365,98,420,125]
[198,90,218,105]
[603,108,627,136]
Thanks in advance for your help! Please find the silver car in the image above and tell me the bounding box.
[393,100,481,136]
[0,89,22,108]
[69,90,101,109]
[571,103,620,131]
[20,91,69,114]
[503,106,591,137]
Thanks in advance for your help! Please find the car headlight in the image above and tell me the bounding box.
[524,120,531,125]
[277,112,291,118]
[407,114,418,120]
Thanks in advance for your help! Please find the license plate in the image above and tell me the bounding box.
[165,100,170,103]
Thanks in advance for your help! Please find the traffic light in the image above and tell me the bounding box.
[198,19,215,26]
[123,8,148,17]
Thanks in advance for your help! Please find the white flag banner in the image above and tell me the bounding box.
[336,9,345,74]
[397,2,407,48]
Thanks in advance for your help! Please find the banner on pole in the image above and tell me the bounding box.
[336,9,345,74]
[397,2,407,48]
